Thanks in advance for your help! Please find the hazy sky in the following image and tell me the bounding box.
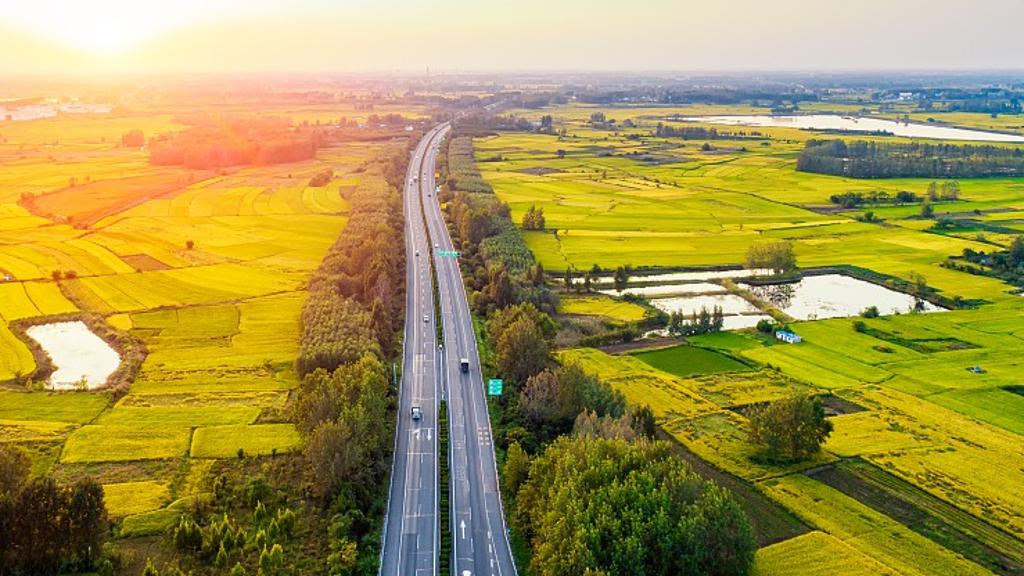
[1,0,1022,74]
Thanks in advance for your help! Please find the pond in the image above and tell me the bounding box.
[741,274,944,321]
[680,114,1024,143]
[25,321,120,390]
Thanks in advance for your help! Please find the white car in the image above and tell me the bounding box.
[411,406,422,421]
[423,314,429,323]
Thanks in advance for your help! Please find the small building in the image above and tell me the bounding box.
[775,330,802,344]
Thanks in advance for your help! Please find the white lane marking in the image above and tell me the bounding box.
[460,519,467,539]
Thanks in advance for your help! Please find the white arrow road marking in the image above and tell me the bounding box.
[460,519,467,539]
[427,428,432,441]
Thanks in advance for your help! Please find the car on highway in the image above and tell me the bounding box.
[423,314,429,323]
[460,358,470,373]
[411,405,422,421]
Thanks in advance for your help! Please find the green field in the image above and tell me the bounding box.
[633,344,752,377]
[498,104,1024,575]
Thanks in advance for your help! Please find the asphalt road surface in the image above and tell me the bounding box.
[381,123,516,576]
[380,124,448,576]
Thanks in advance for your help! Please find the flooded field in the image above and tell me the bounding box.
[742,274,944,320]
[25,321,120,390]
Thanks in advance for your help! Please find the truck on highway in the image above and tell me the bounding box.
[460,358,470,373]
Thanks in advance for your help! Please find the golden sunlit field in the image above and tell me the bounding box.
[0,97,420,543]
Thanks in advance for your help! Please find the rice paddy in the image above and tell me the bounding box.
[0,104,396,537]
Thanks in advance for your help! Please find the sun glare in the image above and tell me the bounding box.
[4,1,237,54]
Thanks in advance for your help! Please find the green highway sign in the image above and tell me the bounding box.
[487,378,503,396]
[435,249,460,258]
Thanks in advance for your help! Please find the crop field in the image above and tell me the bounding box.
[556,293,648,323]
[632,343,752,377]
[0,103,400,538]
[499,104,1024,574]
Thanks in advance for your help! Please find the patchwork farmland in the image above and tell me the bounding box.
[0,100,415,551]
[476,104,1024,575]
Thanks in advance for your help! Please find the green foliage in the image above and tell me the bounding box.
[522,204,546,230]
[0,444,30,496]
[296,354,391,500]
[745,240,797,274]
[747,393,834,463]
[173,518,203,552]
[798,138,1024,178]
[0,476,109,575]
[861,306,880,319]
[668,305,725,337]
[514,436,755,575]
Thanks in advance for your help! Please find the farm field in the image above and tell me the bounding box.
[0,102,404,540]
[477,104,1023,303]
[492,104,1024,575]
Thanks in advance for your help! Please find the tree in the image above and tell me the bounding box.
[745,240,796,274]
[121,129,145,147]
[488,266,515,309]
[67,479,108,570]
[495,317,549,385]
[522,204,546,231]
[747,393,833,462]
[612,265,631,292]
[920,198,934,218]
[503,442,531,500]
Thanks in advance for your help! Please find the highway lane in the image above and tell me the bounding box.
[420,126,518,576]
[380,125,448,576]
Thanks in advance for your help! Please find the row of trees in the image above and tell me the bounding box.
[797,138,1024,179]
[655,123,762,140]
[668,306,725,337]
[0,446,108,575]
[150,115,325,169]
[830,180,961,209]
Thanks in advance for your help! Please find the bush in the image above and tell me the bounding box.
[861,305,880,318]
[755,318,774,333]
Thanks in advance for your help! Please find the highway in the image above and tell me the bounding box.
[380,124,448,576]
[420,126,518,576]
[382,123,517,576]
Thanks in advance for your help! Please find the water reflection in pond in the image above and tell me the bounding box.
[25,321,120,390]
[742,274,943,320]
